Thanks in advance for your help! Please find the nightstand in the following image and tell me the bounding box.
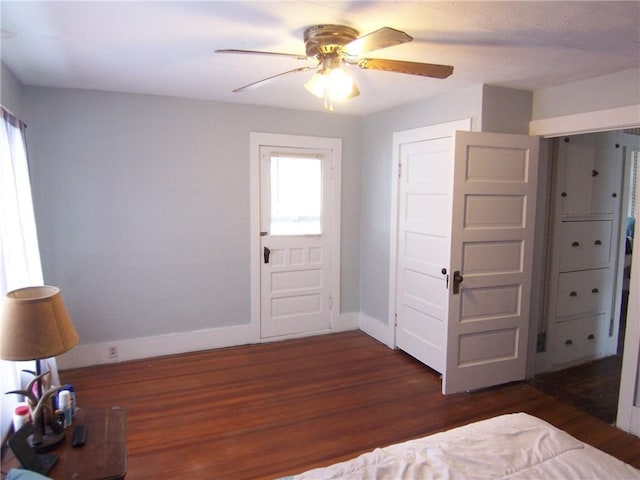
[3,406,127,480]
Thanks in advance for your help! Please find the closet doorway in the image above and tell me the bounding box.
[532,129,639,424]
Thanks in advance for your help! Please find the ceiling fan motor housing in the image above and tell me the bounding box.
[304,25,359,58]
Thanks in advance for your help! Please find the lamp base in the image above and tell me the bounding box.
[29,430,65,453]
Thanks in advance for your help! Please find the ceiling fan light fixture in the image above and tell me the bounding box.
[326,67,356,100]
[304,71,327,98]
[305,67,359,111]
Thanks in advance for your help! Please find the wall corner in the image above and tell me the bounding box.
[481,85,533,134]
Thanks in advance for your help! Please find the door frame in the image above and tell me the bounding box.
[529,105,640,433]
[249,132,342,343]
[618,142,640,434]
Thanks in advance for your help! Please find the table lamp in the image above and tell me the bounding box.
[0,285,79,451]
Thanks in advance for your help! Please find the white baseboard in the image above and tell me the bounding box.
[56,324,256,369]
[57,312,363,370]
[359,312,395,349]
[336,311,360,331]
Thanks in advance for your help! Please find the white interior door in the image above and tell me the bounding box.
[443,131,539,394]
[259,146,334,338]
[393,125,539,395]
[394,120,470,373]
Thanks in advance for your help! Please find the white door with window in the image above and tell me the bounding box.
[251,133,341,340]
[393,122,539,394]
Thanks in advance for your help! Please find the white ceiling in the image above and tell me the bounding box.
[1,1,639,116]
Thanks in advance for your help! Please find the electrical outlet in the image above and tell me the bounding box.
[108,345,118,359]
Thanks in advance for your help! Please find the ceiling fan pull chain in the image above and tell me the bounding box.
[323,88,333,112]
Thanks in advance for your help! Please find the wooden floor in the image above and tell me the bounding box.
[59,331,640,479]
[530,354,623,425]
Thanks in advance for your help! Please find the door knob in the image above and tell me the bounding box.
[452,270,464,294]
[264,246,271,264]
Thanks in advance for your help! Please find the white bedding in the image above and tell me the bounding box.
[288,413,640,479]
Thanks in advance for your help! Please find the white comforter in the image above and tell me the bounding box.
[289,413,640,479]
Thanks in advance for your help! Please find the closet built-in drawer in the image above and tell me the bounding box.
[551,314,608,366]
[558,221,612,272]
[556,268,611,319]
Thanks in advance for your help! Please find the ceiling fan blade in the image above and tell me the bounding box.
[358,58,453,79]
[216,49,309,61]
[232,66,312,93]
[342,27,412,57]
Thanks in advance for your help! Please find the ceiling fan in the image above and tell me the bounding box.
[216,25,454,111]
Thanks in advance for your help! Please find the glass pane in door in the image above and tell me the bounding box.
[270,155,322,235]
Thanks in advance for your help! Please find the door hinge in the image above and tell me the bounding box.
[328,296,333,310]
[398,162,402,178]
[394,313,398,327]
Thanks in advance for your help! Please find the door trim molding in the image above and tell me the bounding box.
[529,104,640,138]
[249,132,342,343]
[387,119,472,350]
[617,147,640,434]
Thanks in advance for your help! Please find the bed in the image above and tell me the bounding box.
[285,413,640,479]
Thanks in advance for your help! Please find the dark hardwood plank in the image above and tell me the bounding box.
[58,331,640,479]
[530,354,623,424]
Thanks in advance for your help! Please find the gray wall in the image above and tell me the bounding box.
[1,62,24,116]
[359,85,485,324]
[358,85,536,326]
[481,85,533,134]
[532,68,640,120]
[22,87,361,345]
[9,64,640,351]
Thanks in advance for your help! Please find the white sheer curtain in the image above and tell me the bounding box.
[0,106,45,440]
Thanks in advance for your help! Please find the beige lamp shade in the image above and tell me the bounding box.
[0,285,79,361]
